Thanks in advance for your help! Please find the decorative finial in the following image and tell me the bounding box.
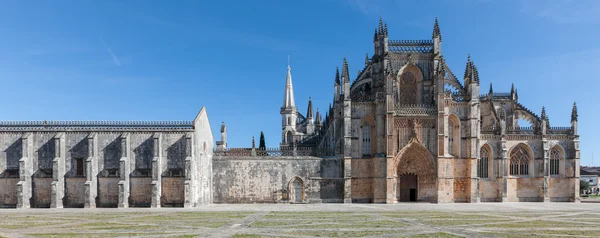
[365,52,369,66]
[467,54,471,62]
[379,17,383,33]
[571,102,578,122]
[252,136,255,148]
[287,55,290,69]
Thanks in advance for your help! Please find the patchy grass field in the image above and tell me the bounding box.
[1,207,599,238]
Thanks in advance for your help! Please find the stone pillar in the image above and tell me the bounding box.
[184,133,193,208]
[85,133,98,208]
[573,138,580,203]
[343,98,352,203]
[118,133,130,208]
[373,92,387,203]
[151,133,162,208]
[51,133,66,208]
[17,133,32,209]
[436,106,454,203]
[542,138,549,202]
[501,138,508,202]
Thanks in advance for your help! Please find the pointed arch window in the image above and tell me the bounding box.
[478,146,489,178]
[399,72,417,104]
[510,144,530,176]
[361,124,371,156]
[550,148,560,175]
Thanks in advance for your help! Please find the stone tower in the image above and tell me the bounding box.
[281,63,297,146]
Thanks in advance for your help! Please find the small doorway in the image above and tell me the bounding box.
[291,177,303,203]
[399,174,418,202]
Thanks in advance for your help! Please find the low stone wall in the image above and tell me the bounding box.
[213,156,344,204]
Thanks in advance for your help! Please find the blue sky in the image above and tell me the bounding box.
[0,0,598,165]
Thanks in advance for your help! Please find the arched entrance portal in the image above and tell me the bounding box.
[391,139,436,203]
[399,173,418,202]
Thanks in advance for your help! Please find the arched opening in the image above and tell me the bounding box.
[399,72,417,104]
[448,114,460,157]
[359,115,375,157]
[361,124,371,156]
[398,173,418,202]
[550,145,564,176]
[287,117,291,126]
[392,141,436,203]
[478,145,491,178]
[289,177,304,203]
[509,143,532,176]
[285,131,293,145]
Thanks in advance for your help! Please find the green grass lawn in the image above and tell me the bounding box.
[0,210,596,238]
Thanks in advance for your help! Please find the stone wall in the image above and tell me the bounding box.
[213,156,343,203]
[0,178,18,207]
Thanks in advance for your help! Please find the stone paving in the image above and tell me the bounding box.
[1,203,600,238]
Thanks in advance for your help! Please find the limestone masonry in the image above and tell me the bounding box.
[0,19,580,208]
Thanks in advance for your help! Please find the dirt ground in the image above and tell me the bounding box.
[1,203,599,238]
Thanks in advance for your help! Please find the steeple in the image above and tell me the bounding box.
[307,97,314,120]
[489,82,493,95]
[432,17,442,41]
[282,63,296,109]
[571,102,578,122]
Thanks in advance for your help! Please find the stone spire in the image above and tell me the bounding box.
[489,82,493,95]
[571,102,578,122]
[307,97,314,120]
[541,106,547,120]
[464,54,479,84]
[342,57,350,83]
[282,63,296,109]
[365,53,369,66]
[383,23,388,37]
[335,67,340,86]
[432,17,442,41]
[316,108,322,125]
[511,83,515,95]
[378,17,383,34]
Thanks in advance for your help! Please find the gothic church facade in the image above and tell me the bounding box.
[283,18,580,203]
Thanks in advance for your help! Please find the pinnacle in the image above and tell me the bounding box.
[335,67,340,86]
[433,17,442,41]
[571,102,578,122]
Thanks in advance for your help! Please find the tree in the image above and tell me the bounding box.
[259,131,266,150]
[581,180,591,194]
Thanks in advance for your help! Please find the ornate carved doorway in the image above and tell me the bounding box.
[399,174,418,202]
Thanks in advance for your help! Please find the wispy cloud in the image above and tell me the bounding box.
[520,0,600,24]
[101,39,121,67]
